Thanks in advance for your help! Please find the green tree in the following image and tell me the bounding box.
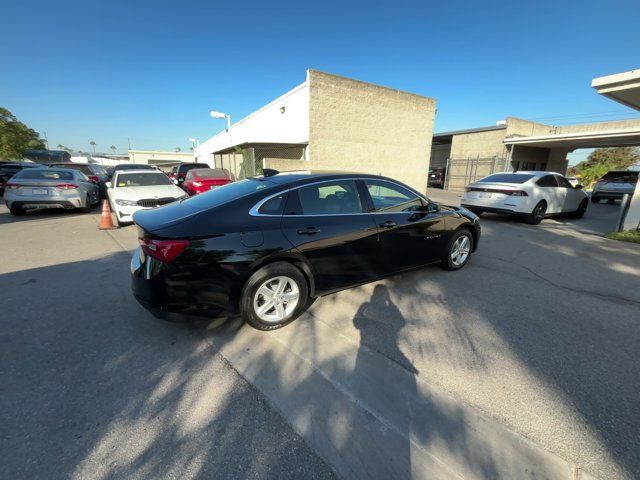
[572,147,640,187]
[175,147,181,152]
[89,141,96,154]
[110,145,116,155]
[0,107,46,160]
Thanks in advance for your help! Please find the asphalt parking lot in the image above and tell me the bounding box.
[1,197,639,480]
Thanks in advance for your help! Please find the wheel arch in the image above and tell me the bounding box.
[456,223,480,252]
[228,253,316,313]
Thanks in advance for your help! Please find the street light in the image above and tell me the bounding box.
[188,137,199,148]
[210,110,231,133]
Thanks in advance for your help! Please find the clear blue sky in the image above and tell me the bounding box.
[1,0,639,162]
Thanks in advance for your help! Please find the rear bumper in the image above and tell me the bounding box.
[461,204,524,216]
[130,247,228,320]
[6,199,79,210]
[592,191,630,200]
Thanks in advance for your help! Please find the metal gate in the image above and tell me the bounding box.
[444,156,509,191]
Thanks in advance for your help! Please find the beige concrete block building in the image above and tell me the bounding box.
[128,150,195,171]
[195,70,436,193]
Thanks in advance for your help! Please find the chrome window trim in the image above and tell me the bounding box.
[249,177,430,217]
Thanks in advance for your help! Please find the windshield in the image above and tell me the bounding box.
[115,172,173,187]
[182,178,274,209]
[601,171,638,182]
[479,173,535,184]
[14,169,75,181]
[53,164,93,174]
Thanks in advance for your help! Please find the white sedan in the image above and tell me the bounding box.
[460,171,589,225]
[107,170,187,226]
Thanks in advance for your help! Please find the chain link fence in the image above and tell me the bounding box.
[213,144,306,180]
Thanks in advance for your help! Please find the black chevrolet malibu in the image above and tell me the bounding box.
[131,171,480,330]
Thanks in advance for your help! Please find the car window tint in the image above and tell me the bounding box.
[555,175,573,188]
[536,175,558,187]
[116,173,173,187]
[258,193,286,215]
[14,169,74,181]
[296,181,362,215]
[479,174,535,183]
[364,179,423,212]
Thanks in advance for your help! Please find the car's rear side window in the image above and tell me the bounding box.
[259,193,286,215]
[288,181,363,215]
[536,175,558,187]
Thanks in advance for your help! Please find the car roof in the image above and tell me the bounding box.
[260,170,380,185]
[508,171,563,176]
[114,169,165,174]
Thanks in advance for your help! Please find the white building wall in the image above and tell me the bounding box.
[194,81,310,161]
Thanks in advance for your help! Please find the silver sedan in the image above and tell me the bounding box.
[3,167,100,216]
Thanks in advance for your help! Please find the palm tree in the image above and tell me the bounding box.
[175,147,181,152]
[89,141,96,154]
[57,144,64,150]
[110,145,116,155]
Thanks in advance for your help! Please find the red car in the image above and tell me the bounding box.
[182,168,232,195]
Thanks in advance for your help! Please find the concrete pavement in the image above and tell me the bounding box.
[0,207,335,480]
[1,197,639,479]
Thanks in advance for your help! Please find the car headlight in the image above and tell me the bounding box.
[115,199,138,206]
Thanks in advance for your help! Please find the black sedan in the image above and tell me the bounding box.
[131,171,480,330]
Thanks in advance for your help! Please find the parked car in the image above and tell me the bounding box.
[591,170,639,203]
[0,162,44,196]
[182,168,233,195]
[48,162,110,199]
[566,176,580,187]
[107,170,187,226]
[4,168,100,216]
[427,167,446,188]
[170,162,211,186]
[131,171,480,330]
[460,171,589,225]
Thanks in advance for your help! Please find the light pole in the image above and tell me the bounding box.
[210,111,231,138]
[188,137,199,149]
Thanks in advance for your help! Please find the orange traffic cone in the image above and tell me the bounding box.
[98,200,118,230]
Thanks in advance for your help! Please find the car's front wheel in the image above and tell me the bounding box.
[240,262,309,331]
[440,229,473,271]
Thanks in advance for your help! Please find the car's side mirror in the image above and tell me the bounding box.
[105,181,112,188]
[426,202,440,213]
[575,184,583,189]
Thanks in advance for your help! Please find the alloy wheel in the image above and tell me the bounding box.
[534,203,546,222]
[253,276,300,323]
[450,235,471,266]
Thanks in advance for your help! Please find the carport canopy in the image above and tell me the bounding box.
[592,69,640,111]
[504,127,640,150]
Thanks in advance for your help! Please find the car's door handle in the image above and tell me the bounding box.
[297,227,321,235]
[379,220,397,228]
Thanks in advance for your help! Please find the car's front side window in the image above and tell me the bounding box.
[292,180,363,215]
[364,179,423,213]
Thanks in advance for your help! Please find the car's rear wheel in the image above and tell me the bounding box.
[240,262,309,331]
[440,229,473,271]
[591,196,600,204]
[570,199,588,218]
[525,201,547,225]
[10,206,25,216]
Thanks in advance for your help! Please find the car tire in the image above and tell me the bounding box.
[9,206,26,216]
[525,201,547,225]
[591,196,600,204]
[570,199,588,219]
[440,229,473,271]
[240,262,309,331]
[80,195,92,213]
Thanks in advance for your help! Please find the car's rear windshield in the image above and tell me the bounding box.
[192,168,229,179]
[53,164,93,174]
[115,172,173,187]
[479,173,535,184]
[181,178,274,210]
[115,164,156,170]
[601,171,638,182]
[14,169,75,181]
[180,163,209,172]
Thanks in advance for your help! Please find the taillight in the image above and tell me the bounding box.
[508,190,528,196]
[88,175,99,183]
[192,181,202,187]
[56,183,78,190]
[139,237,189,263]
[5,183,20,190]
